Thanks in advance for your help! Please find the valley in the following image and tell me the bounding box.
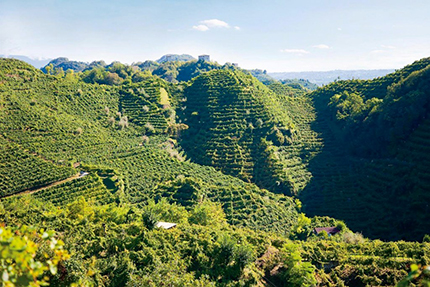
[1,56,430,286]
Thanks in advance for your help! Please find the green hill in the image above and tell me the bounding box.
[0,58,300,234]
[1,57,430,286]
[300,57,430,241]
[180,69,320,195]
[42,57,90,73]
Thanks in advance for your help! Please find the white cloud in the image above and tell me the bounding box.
[192,25,209,32]
[280,49,310,54]
[313,44,330,49]
[192,19,239,32]
[337,27,342,31]
[200,19,230,28]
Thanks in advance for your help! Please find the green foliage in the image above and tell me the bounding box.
[142,209,159,230]
[3,57,430,286]
[396,264,430,287]
[0,224,70,287]
[142,198,189,224]
[280,243,317,287]
[188,200,227,227]
[329,91,365,120]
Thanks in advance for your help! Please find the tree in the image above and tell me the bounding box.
[280,243,316,287]
[188,201,227,227]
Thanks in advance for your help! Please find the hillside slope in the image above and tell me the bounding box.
[0,58,300,234]
[300,57,430,240]
[2,58,430,286]
[179,69,321,195]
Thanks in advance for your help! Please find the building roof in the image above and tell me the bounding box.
[314,227,340,235]
[156,221,177,229]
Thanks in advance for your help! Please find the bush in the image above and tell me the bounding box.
[188,201,227,227]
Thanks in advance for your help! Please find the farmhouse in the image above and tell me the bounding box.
[313,227,340,236]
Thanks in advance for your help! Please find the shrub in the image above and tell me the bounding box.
[0,225,70,287]
[188,201,227,227]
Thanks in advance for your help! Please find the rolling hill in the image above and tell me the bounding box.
[1,57,430,286]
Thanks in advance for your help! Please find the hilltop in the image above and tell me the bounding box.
[0,54,52,68]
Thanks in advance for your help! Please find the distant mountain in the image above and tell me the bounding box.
[279,78,318,91]
[41,57,90,73]
[156,54,196,63]
[0,55,51,68]
[269,69,395,86]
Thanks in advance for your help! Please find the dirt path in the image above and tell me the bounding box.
[1,173,83,199]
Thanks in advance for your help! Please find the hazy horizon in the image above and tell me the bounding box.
[1,0,429,72]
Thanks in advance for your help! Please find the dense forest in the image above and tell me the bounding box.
[1,56,430,286]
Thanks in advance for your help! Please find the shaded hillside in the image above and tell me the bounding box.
[300,57,430,241]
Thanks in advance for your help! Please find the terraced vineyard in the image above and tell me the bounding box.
[79,145,300,234]
[0,59,300,235]
[180,69,315,195]
[3,57,430,286]
[31,173,115,206]
[0,136,76,197]
[301,240,430,286]
[118,81,173,133]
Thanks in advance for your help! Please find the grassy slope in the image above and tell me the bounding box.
[0,58,299,234]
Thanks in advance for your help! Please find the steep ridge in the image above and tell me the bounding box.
[300,57,430,240]
[179,69,318,195]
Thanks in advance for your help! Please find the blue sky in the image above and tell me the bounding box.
[1,0,429,71]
